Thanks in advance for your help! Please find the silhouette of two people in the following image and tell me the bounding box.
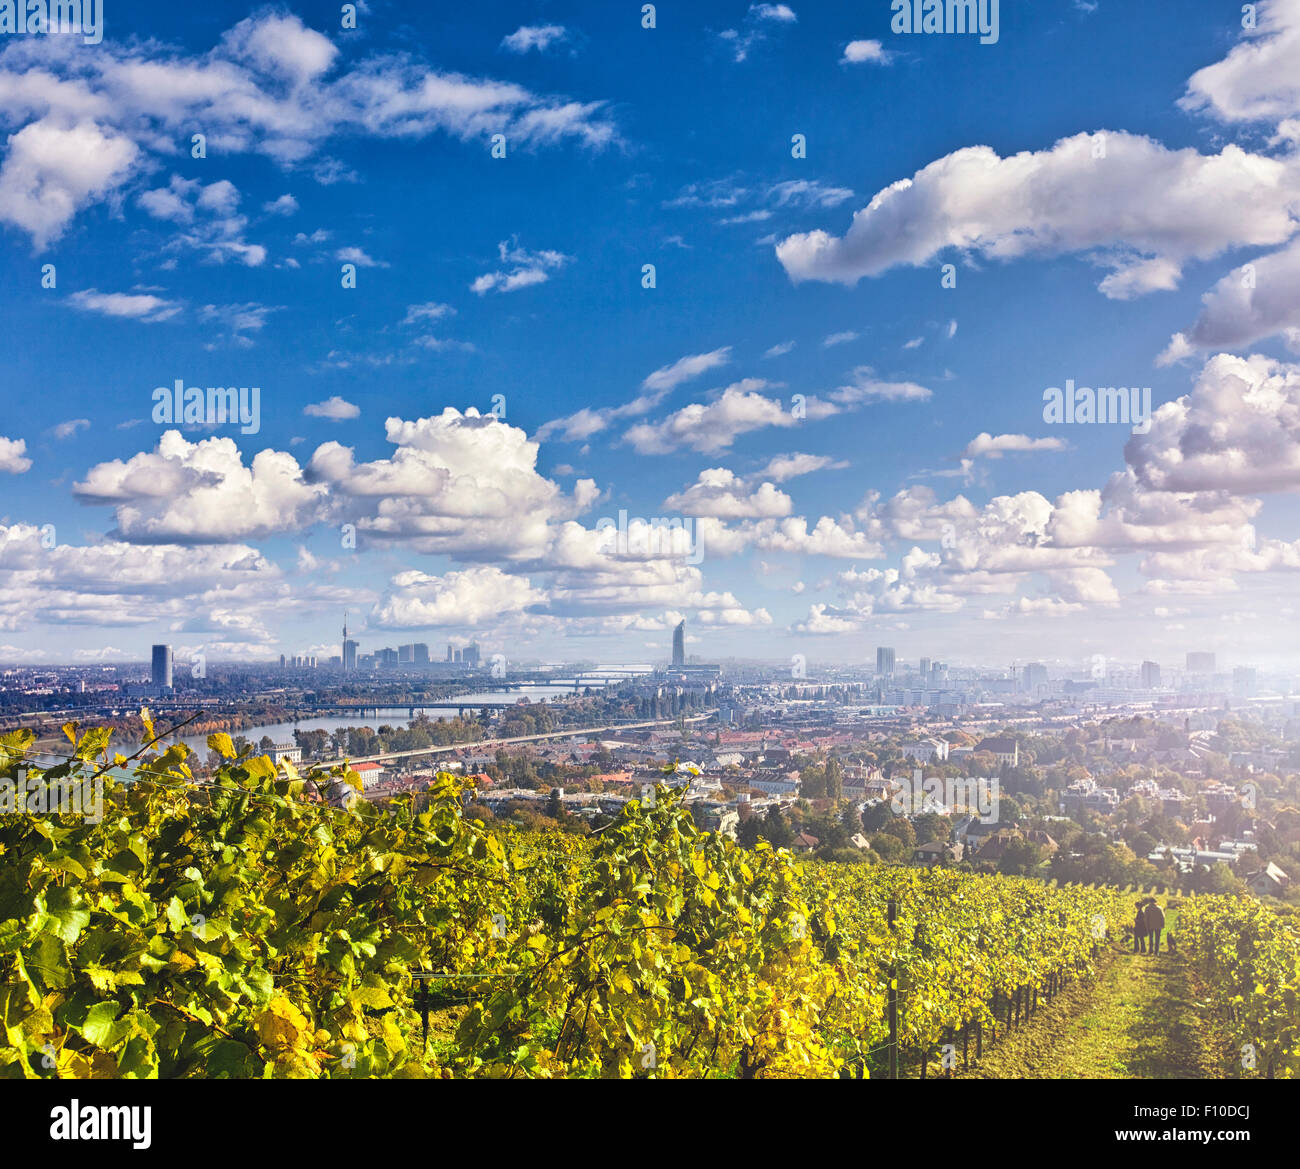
[1133,898,1165,955]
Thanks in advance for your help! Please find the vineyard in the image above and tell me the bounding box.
[1177,896,1300,1078]
[0,724,1294,1078]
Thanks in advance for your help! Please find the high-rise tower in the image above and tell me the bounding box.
[672,620,686,667]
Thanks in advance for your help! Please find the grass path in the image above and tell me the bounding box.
[955,941,1226,1079]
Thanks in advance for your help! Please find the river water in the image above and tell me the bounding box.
[169,681,618,755]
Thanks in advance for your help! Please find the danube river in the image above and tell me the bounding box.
[170,681,613,755]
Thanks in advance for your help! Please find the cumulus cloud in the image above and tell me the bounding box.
[0,522,295,633]
[73,431,327,543]
[0,118,137,249]
[775,132,1300,298]
[0,437,31,474]
[304,396,360,421]
[1159,238,1300,361]
[1180,0,1300,128]
[1127,352,1300,494]
[663,468,794,518]
[623,380,833,454]
[310,408,598,562]
[0,11,616,249]
[841,39,891,65]
[372,565,545,627]
[137,176,265,266]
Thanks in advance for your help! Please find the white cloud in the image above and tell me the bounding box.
[0,11,617,248]
[963,433,1068,459]
[501,25,570,54]
[642,347,733,392]
[51,418,89,440]
[262,194,298,215]
[775,132,1300,298]
[663,469,794,518]
[336,246,388,268]
[74,431,327,544]
[198,302,276,347]
[750,4,797,22]
[372,565,544,627]
[1128,352,1300,495]
[68,288,182,322]
[537,348,731,442]
[623,380,831,454]
[0,118,137,249]
[402,301,456,325]
[138,177,266,266]
[841,39,891,65]
[0,437,31,474]
[756,452,848,482]
[304,396,360,421]
[830,367,934,404]
[1180,0,1300,128]
[471,239,569,294]
[1159,238,1300,360]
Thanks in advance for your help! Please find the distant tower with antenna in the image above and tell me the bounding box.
[342,612,358,671]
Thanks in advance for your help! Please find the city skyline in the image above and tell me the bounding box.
[2,3,1300,666]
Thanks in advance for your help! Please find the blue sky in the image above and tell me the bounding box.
[3,0,1300,671]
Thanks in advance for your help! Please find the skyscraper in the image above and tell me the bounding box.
[1140,661,1161,689]
[151,644,173,691]
[413,643,430,665]
[342,614,357,672]
[1021,662,1048,694]
[876,647,895,678]
[672,620,686,667]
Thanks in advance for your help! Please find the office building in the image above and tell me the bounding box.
[1140,661,1161,689]
[876,647,896,678]
[151,644,173,691]
[413,643,429,665]
[672,621,686,667]
[1021,662,1049,694]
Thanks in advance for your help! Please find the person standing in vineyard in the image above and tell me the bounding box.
[1133,902,1149,953]
[1142,898,1166,955]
